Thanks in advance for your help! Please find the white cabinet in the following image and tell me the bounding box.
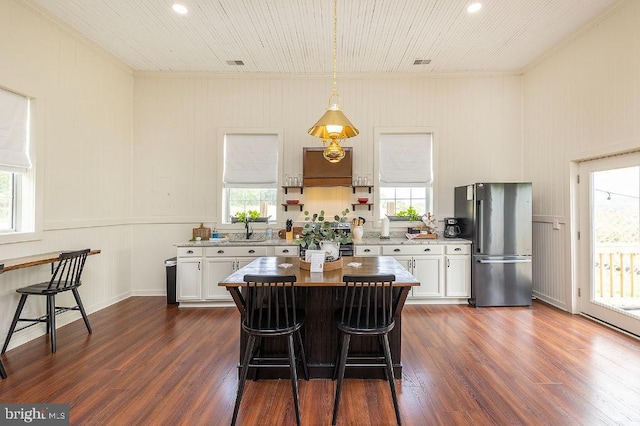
[273,245,299,257]
[177,245,267,306]
[380,243,470,301]
[382,245,444,298]
[355,245,381,256]
[177,248,203,301]
[445,244,471,297]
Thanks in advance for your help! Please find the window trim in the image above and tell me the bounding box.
[374,127,438,228]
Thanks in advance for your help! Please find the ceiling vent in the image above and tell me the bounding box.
[226,60,245,66]
[413,59,431,65]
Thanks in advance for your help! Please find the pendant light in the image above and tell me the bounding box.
[308,0,358,163]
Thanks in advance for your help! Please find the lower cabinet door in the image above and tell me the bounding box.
[412,256,444,298]
[445,255,471,297]
[204,258,235,301]
[177,258,202,301]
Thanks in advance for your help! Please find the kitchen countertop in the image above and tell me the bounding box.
[176,234,471,247]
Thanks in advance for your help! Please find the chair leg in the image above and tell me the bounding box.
[379,335,390,381]
[0,359,7,379]
[381,333,401,425]
[295,330,309,381]
[231,334,256,426]
[286,333,302,426]
[48,295,57,353]
[332,333,351,426]
[72,288,92,333]
[2,294,28,354]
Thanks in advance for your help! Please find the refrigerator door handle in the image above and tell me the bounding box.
[477,199,483,253]
[477,259,532,264]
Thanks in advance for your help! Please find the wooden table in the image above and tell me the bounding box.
[219,256,419,379]
[0,250,101,273]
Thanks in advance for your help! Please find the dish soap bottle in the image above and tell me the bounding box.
[265,220,273,241]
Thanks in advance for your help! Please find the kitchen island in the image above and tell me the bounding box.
[219,255,419,379]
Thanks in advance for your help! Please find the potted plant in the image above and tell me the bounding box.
[297,209,352,254]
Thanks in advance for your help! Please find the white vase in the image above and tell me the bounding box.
[352,226,364,242]
[320,241,340,260]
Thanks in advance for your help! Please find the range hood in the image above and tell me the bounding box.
[302,147,352,187]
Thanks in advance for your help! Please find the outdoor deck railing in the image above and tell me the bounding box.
[594,244,640,301]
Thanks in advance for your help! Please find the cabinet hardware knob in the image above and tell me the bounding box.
[394,248,400,252]
[424,248,431,252]
[187,250,193,254]
[455,248,461,251]
[364,249,370,252]
[248,250,255,254]
[218,250,224,254]
[283,249,289,253]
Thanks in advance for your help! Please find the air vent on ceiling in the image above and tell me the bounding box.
[226,60,245,66]
[413,59,431,65]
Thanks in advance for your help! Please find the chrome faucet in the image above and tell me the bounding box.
[245,220,253,239]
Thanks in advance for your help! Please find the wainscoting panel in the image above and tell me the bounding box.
[532,220,568,310]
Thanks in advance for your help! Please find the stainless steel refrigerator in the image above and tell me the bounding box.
[454,183,533,307]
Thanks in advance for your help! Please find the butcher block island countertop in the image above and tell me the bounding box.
[218,255,418,379]
[218,255,419,287]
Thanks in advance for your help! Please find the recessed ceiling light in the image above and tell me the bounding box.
[467,2,482,13]
[226,60,245,66]
[172,3,188,14]
[413,59,431,65]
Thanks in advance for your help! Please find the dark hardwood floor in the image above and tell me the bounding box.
[1,297,639,425]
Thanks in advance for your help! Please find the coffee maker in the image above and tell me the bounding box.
[443,217,461,238]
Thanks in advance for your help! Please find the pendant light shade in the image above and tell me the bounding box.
[308,0,358,162]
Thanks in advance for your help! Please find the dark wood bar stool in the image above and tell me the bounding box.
[333,274,401,426]
[2,249,92,355]
[232,274,309,426]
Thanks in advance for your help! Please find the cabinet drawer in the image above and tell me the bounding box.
[355,245,381,256]
[446,244,471,255]
[382,244,443,256]
[205,246,268,257]
[177,247,203,257]
[274,246,299,256]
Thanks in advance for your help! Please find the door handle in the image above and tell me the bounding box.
[477,259,532,264]
[198,262,201,271]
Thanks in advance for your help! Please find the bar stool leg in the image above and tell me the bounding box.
[232,335,256,426]
[381,333,401,425]
[0,359,7,379]
[332,333,351,426]
[287,333,302,426]
[72,288,92,333]
[295,330,309,381]
[2,294,28,354]
[48,295,57,353]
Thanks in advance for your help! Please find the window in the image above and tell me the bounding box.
[223,133,278,223]
[378,133,433,219]
[0,87,32,235]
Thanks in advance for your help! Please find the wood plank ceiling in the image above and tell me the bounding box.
[27,0,619,73]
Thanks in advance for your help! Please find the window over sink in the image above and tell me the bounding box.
[377,131,433,220]
[222,132,280,223]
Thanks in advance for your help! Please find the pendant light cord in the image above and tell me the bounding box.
[332,0,338,98]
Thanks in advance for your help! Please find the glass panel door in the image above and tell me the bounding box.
[579,153,640,336]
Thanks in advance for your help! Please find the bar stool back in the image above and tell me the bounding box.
[2,249,92,355]
[231,274,309,426]
[333,274,401,425]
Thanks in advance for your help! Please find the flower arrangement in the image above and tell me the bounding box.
[297,209,352,250]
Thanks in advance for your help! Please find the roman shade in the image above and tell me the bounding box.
[223,134,278,187]
[0,88,30,172]
[379,133,432,185]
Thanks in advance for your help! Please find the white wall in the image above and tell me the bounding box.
[523,0,640,311]
[0,0,133,349]
[131,73,525,291]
